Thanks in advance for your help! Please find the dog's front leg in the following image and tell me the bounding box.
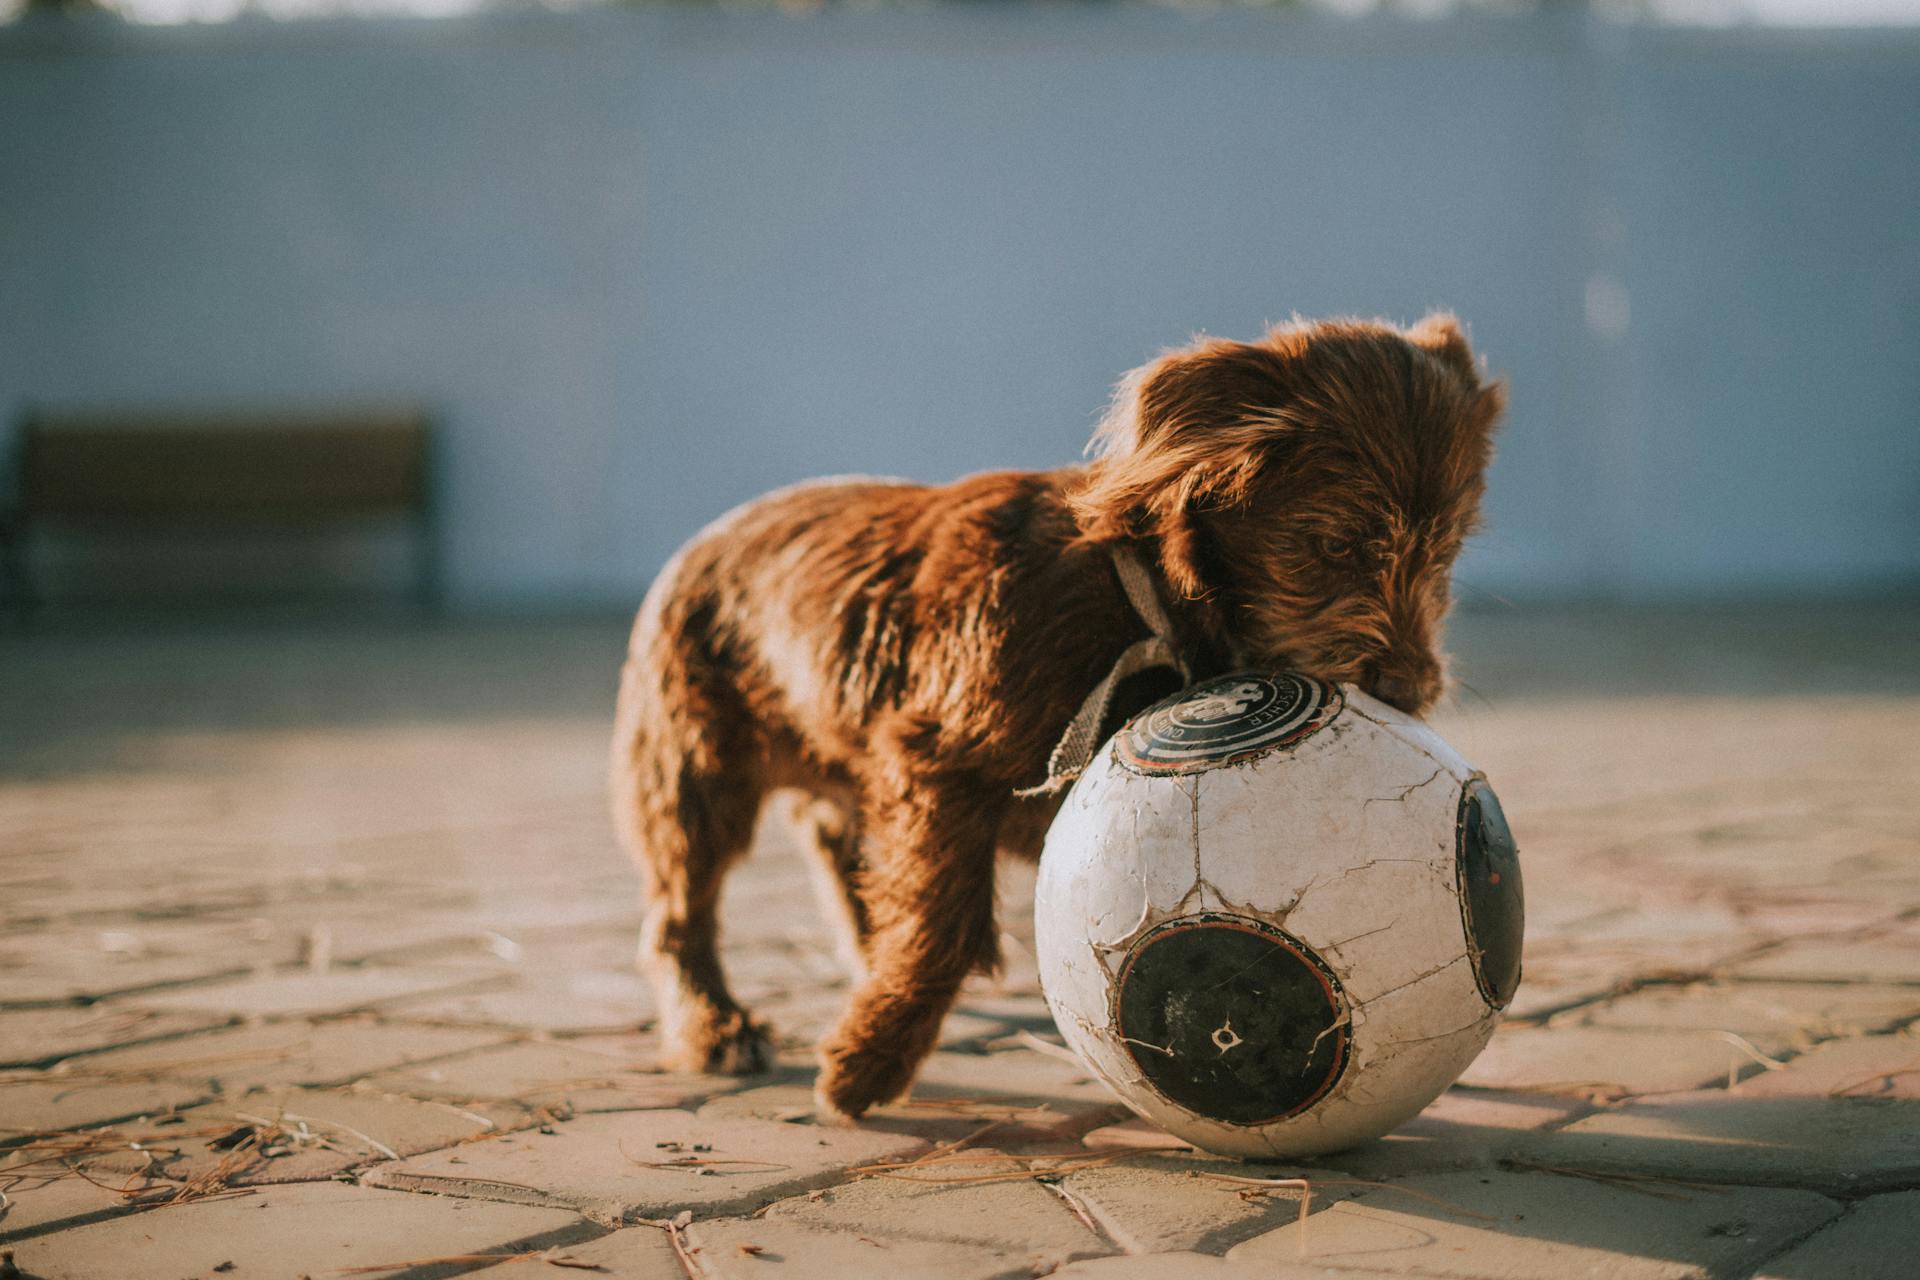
[814,762,1004,1122]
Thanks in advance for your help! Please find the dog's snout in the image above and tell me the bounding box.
[1370,674,1421,713]
[1366,662,1440,716]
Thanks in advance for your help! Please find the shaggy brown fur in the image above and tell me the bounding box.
[611,313,1505,1121]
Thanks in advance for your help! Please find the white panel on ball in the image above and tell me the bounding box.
[1034,671,1522,1160]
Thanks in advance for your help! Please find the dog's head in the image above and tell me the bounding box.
[1071,313,1505,717]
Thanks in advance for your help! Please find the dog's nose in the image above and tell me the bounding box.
[1368,671,1432,715]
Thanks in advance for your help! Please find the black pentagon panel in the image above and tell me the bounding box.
[1456,777,1524,1009]
[1115,914,1349,1126]
[1117,672,1343,776]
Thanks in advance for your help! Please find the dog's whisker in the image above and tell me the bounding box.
[1452,678,1497,712]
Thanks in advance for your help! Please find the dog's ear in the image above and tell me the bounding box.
[1467,378,1508,437]
[1410,312,1506,439]
[1408,312,1480,381]
[1070,338,1293,599]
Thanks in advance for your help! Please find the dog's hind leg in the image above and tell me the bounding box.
[612,614,771,1075]
[790,788,871,984]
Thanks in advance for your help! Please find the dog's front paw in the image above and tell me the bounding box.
[813,1037,916,1123]
[811,1078,866,1127]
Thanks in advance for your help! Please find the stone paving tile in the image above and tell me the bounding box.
[696,1080,1101,1149]
[1078,1087,1590,1181]
[362,1040,735,1115]
[751,993,870,1054]
[1531,904,1767,970]
[57,1018,512,1091]
[0,1169,134,1243]
[760,1150,1110,1269]
[700,948,850,1007]
[4,875,293,928]
[360,925,632,977]
[1729,896,1912,938]
[468,1223,680,1278]
[1415,1086,1593,1134]
[233,905,494,969]
[967,990,1059,1020]
[1516,886,1630,938]
[1726,922,1920,985]
[0,1075,208,1135]
[1566,980,1920,1043]
[1751,1189,1920,1280]
[0,868,65,899]
[1704,867,1912,905]
[935,1011,1011,1047]
[460,895,645,938]
[78,1087,501,1190]
[50,880,460,950]
[1079,1087,1593,1195]
[1525,1093,1920,1193]
[1057,1152,1357,1254]
[347,929,530,975]
[0,954,256,1007]
[363,1109,929,1224]
[955,992,1056,1028]
[0,1007,232,1070]
[683,1217,1033,1280]
[544,1029,660,1063]
[1460,1024,1788,1099]
[901,1048,1131,1143]
[1298,1087,1593,1182]
[389,969,657,1034]
[130,965,507,1019]
[13,916,306,967]
[1733,1031,1920,1099]
[1624,853,1914,907]
[1,1178,598,1280]
[1081,1116,1196,1152]
[1051,1254,1411,1279]
[1225,1168,1842,1279]
[1499,954,1636,1023]
[693,1082,831,1126]
[913,1047,1124,1112]
[1050,1257,1240,1280]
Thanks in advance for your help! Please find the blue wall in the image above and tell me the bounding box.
[1,9,1915,605]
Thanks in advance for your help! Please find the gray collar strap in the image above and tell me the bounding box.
[1014,546,1190,798]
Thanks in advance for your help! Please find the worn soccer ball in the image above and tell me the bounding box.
[1034,670,1522,1159]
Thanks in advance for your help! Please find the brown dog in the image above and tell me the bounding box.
[611,313,1505,1120]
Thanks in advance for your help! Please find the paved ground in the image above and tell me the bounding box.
[1,603,1917,1279]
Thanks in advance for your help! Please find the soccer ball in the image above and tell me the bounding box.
[1034,671,1522,1159]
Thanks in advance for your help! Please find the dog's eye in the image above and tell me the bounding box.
[1317,536,1355,561]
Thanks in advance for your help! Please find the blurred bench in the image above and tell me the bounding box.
[0,408,441,613]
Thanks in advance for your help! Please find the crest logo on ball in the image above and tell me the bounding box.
[1118,672,1342,775]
